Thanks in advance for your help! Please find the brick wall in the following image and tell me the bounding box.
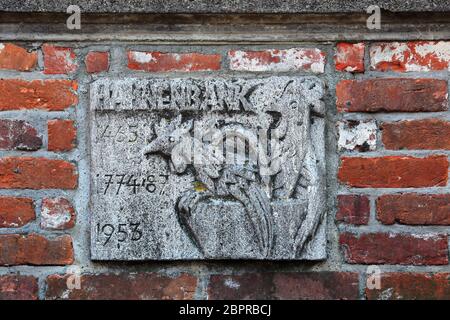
[0,40,449,300]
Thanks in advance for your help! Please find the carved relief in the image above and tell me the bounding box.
[90,76,326,260]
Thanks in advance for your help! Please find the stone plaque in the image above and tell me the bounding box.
[90,76,326,260]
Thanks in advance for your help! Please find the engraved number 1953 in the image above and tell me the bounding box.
[96,222,143,246]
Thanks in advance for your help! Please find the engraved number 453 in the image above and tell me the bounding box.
[100,124,138,143]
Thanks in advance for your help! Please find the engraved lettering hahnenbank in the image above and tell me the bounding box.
[90,77,326,260]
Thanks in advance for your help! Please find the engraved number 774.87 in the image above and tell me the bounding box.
[101,173,168,195]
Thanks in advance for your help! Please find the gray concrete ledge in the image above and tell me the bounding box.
[1,0,449,13]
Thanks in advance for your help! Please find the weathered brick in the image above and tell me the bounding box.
[336,195,370,225]
[0,43,37,71]
[0,157,77,190]
[370,41,450,72]
[47,119,76,152]
[0,79,78,111]
[208,272,359,300]
[382,119,450,150]
[337,120,377,152]
[0,275,38,300]
[335,42,365,72]
[339,232,448,265]
[85,51,109,73]
[0,119,42,151]
[43,44,78,74]
[0,233,73,266]
[377,194,450,225]
[229,48,325,73]
[338,156,448,188]
[128,51,221,72]
[41,198,75,230]
[366,273,450,300]
[46,273,197,300]
[0,197,35,228]
[336,78,448,113]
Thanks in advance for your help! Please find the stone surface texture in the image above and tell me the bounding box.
[90,76,326,260]
[1,0,448,13]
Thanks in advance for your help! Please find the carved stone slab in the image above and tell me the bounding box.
[90,76,326,260]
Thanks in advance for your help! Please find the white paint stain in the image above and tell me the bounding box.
[370,41,450,71]
[336,43,364,63]
[337,120,377,152]
[379,288,394,300]
[414,233,442,241]
[131,51,156,64]
[415,41,450,70]
[41,201,73,230]
[229,48,325,73]
[173,53,182,62]
[224,278,241,289]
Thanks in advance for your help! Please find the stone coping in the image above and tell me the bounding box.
[1,0,449,14]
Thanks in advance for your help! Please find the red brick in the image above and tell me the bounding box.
[370,41,450,72]
[335,42,365,72]
[0,275,38,300]
[382,119,450,150]
[46,273,197,300]
[0,197,35,228]
[0,157,77,190]
[336,78,448,113]
[85,51,109,73]
[377,194,450,225]
[43,44,77,74]
[128,51,221,72]
[366,273,450,300]
[338,156,448,188]
[41,198,75,230]
[336,195,370,225]
[0,79,78,111]
[208,272,359,300]
[339,232,448,265]
[0,43,37,71]
[0,119,42,151]
[0,233,73,266]
[229,48,325,72]
[47,119,76,152]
